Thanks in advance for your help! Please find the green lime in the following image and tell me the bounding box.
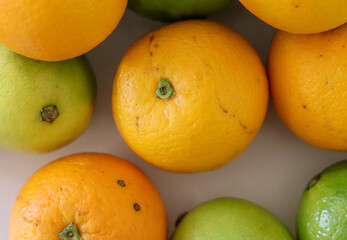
[0,43,96,153]
[171,198,294,240]
[297,160,347,240]
[128,0,232,21]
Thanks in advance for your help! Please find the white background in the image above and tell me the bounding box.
[1,1,346,239]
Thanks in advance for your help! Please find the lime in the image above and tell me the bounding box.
[0,43,96,153]
[297,160,347,240]
[171,198,294,240]
[128,0,232,21]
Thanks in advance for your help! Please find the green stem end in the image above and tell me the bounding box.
[156,79,175,100]
[58,222,81,240]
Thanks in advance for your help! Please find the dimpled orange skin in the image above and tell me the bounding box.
[239,0,347,34]
[9,153,167,240]
[269,24,347,151]
[0,0,127,61]
[113,20,269,173]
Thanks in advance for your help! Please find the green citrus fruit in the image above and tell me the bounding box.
[0,43,96,153]
[128,0,232,21]
[297,160,347,240]
[171,198,294,240]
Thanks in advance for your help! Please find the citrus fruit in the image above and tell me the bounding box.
[0,43,96,153]
[112,20,269,173]
[171,198,294,240]
[239,0,347,34]
[269,24,347,151]
[128,0,231,21]
[0,0,127,61]
[297,160,347,240]
[9,153,167,240]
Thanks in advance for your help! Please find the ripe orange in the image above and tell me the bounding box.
[9,153,167,240]
[239,0,347,34]
[112,20,269,173]
[0,0,127,61]
[269,24,347,151]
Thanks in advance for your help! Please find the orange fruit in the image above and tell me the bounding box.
[239,0,347,34]
[269,23,347,151]
[0,0,127,61]
[9,153,167,240]
[112,20,269,173]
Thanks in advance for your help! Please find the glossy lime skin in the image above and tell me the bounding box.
[172,198,294,240]
[297,160,347,240]
[128,0,232,21]
[0,43,96,153]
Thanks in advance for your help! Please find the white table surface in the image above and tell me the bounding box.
[1,1,347,239]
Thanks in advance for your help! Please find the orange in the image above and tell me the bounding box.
[0,0,127,61]
[9,153,167,240]
[239,0,347,34]
[112,20,269,173]
[269,24,347,151]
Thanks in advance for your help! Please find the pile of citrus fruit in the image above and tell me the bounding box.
[0,0,346,239]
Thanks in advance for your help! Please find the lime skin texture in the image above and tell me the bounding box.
[128,0,232,21]
[297,160,347,240]
[0,43,96,153]
[171,198,294,240]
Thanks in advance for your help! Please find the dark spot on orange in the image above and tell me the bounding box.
[302,105,307,109]
[101,171,104,173]
[134,203,141,211]
[149,33,155,56]
[239,121,248,130]
[35,219,41,227]
[215,92,228,114]
[295,4,299,8]
[60,187,63,190]
[257,78,260,82]
[193,36,197,41]
[78,210,89,216]
[320,54,323,57]
[154,43,159,48]
[117,180,126,187]
[343,45,345,48]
